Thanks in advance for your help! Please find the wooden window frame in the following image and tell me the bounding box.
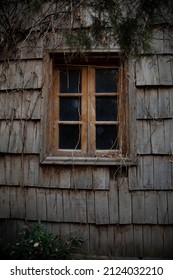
[41,53,131,166]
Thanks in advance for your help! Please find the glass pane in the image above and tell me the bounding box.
[96,69,118,93]
[60,69,81,93]
[96,125,118,150]
[60,97,81,121]
[96,97,117,121]
[59,125,81,149]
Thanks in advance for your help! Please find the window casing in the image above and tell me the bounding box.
[44,54,129,164]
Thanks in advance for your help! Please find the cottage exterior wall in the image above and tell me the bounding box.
[0,22,173,258]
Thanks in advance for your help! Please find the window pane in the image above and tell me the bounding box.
[96,97,117,121]
[96,69,118,93]
[59,125,81,149]
[96,125,118,150]
[60,97,81,121]
[60,69,81,93]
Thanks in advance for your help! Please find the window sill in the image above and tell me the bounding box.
[41,156,135,166]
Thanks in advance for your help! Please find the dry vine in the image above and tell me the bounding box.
[0,0,172,205]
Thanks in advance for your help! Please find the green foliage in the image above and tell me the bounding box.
[31,0,43,12]
[0,222,83,260]
[63,29,91,52]
[86,0,170,56]
[62,0,171,56]
[0,0,171,57]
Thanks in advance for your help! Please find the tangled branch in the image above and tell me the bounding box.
[0,0,172,57]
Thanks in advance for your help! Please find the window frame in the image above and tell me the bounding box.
[41,53,131,166]
[53,66,87,156]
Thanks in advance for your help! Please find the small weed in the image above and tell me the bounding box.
[0,222,83,260]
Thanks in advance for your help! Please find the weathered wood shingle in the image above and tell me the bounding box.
[0,121,40,154]
[0,155,39,187]
[136,56,173,86]
[118,178,132,224]
[134,156,173,190]
[0,60,42,90]
[0,90,42,120]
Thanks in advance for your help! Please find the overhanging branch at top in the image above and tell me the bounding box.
[0,0,172,57]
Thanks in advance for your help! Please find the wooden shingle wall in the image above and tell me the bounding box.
[0,27,173,258]
[129,46,173,190]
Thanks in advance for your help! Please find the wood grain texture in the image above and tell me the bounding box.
[136,156,173,190]
[143,225,152,257]
[86,191,95,223]
[151,226,164,257]
[25,188,37,220]
[107,226,115,255]
[108,180,118,224]
[98,226,109,255]
[136,55,173,86]
[149,29,163,54]
[128,166,137,190]
[93,167,110,190]
[0,187,10,218]
[158,55,173,85]
[41,166,60,188]
[167,191,173,224]
[17,36,43,59]
[71,167,92,189]
[124,225,134,257]
[3,156,22,186]
[145,192,157,224]
[41,167,110,190]
[59,168,71,189]
[150,119,173,154]
[133,226,143,257]
[89,225,100,255]
[46,189,63,222]
[128,59,137,159]
[157,191,169,224]
[95,191,109,224]
[158,88,172,118]
[137,88,173,119]
[144,89,158,119]
[163,226,173,257]
[138,157,154,189]
[0,156,6,185]
[153,156,172,189]
[137,120,151,154]
[136,56,159,86]
[0,155,39,187]
[63,190,87,223]
[0,90,42,120]
[132,191,145,223]
[36,188,47,221]
[163,28,173,54]
[0,60,43,90]
[12,187,25,219]
[23,156,40,187]
[114,226,125,257]
[118,178,132,224]
[0,120,40,154]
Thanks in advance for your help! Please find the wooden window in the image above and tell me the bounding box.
[44,54,129,164]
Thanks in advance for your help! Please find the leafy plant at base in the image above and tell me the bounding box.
[0,222,83,260]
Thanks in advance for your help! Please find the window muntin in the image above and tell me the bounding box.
[94,68,119,151]
[51,61,126,158]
